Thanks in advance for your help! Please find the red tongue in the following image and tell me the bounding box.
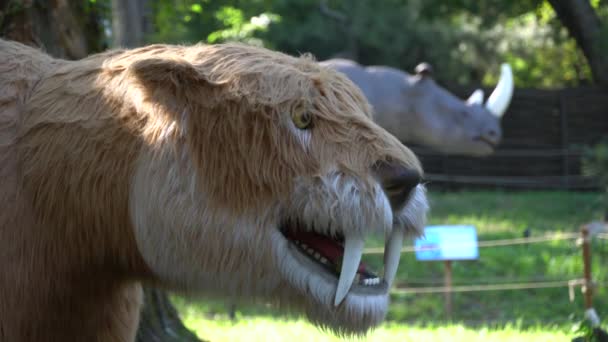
[286,231,366,273]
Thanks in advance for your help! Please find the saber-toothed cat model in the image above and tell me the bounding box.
[0,39,428,341]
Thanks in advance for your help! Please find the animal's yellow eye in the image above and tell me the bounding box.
[291,107,313,130]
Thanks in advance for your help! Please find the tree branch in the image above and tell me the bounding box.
[318,0,358,59]
[319,0,348,24]
[548,0,608,86]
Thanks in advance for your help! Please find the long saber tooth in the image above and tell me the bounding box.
[383,228,404,287]
[334,236,365,306]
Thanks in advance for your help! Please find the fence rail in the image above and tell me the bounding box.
[392,279,586,295]
[373,223,606,323]
[378,223,605,322]
[363,232,579,255]
[414,85,608,190]
[423,173,598,189]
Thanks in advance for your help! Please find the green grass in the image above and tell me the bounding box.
[172,190,607,340]
[179,316,572,342]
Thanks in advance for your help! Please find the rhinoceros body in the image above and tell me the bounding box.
[321,59,513,156]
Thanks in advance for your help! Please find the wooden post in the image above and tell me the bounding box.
[444,260,452,320]
[581,225,593,309]
[580,224,602,327]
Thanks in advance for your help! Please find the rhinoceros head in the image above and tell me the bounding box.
[405,63,514,156]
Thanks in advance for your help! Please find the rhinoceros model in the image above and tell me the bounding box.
[321,59,514,156]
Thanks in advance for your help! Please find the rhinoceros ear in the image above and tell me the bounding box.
[415,62,434,78]
[466,89,485,106]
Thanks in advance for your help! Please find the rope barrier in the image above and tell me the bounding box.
[397,276,577,286]
[362,226,605,298]
[391,279,587,295]
[363,233,579,255]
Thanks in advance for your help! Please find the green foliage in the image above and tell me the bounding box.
[207,7,279,46]
[148,0,276,45]
[76,0,607,87]
[484,4,592,88]
[269,0,591,87]
[142,0,597,88]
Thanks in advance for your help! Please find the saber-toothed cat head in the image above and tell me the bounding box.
[114,43,429,334]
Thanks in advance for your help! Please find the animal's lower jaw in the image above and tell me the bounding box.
[274,232,390,335]
[470,137,497,155]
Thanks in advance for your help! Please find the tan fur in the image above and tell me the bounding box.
[0,39,424,341]
[0,39,149,341]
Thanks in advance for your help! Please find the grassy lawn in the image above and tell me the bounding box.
[172,190,607,341]
[179,316,572,342]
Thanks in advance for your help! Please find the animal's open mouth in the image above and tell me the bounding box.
[279,217,402,306]
[282,229,382,285]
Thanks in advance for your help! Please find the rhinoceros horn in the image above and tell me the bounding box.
[485,63,514,118]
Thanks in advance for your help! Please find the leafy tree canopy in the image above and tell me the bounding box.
[92,0,608,88]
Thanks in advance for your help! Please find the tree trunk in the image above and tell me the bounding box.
[110,0,151,48]
[0,0,104,59]
[548,0,608,86]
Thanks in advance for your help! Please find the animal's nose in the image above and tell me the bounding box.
[373,161,422,211]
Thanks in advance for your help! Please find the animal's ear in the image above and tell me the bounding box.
[414,62,434,78]
[129,58,225,117]
[466,89,485,106]
[129,58,228,137]
[130,58,220,90]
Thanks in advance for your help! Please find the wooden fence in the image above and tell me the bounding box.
[412,86,608,190]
